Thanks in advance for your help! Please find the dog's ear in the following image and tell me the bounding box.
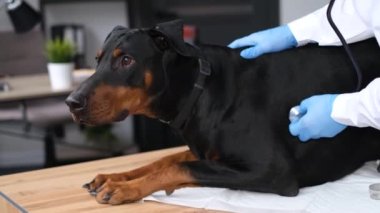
[112,25,127,32]
[148,20,191,56]
[104,25,127,43]
[151,34,169,51]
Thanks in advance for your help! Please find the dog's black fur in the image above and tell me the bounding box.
[66,20,380,200]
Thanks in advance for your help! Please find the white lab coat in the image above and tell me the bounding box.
[288,0,380,129]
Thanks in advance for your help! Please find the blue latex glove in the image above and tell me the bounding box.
[228,25,297,59]
[289,94,347,142]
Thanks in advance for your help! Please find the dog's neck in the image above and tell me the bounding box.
[151,44,237,128]
[151,51,199,123]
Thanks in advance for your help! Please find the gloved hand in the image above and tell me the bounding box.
[289,94,347,142]
[228,25,297,59]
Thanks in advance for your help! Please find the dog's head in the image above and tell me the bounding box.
[66,20,195,125]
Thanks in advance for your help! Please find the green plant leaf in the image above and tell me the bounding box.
[46,38,75,63]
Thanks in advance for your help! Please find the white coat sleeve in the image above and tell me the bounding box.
[287,0,375,46]
[331,78,380,129]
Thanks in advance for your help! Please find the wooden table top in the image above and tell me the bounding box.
[0,70,94,103]
[0,146,218,213]
[0,74,72,103]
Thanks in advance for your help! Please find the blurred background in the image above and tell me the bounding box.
[0,0,327,175]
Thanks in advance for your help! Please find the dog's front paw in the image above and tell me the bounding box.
[83,173,128,196]
[95,180,142,205]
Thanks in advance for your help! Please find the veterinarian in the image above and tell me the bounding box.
[229,0,380,142]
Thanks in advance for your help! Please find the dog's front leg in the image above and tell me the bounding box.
[94,163,198,204]
[83,150,197,200]
[94,159,298,205]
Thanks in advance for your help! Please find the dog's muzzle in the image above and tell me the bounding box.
[65,93,87,122]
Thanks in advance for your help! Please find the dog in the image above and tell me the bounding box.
[66,20,380,205]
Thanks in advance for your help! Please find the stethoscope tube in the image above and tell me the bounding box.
[327,0,363,92]
[289,0,364,122]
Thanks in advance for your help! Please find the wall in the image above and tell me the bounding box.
[0,0,40,32]
[280,0,328,24]
[44,1,128,68]
[0,0,329,63]
[0,0,128,68]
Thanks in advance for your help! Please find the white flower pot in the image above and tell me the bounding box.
[47,62,74,91]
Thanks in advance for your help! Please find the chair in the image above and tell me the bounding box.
[0,30,73,167]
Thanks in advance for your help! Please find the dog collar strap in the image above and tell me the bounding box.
[170,58,211,130]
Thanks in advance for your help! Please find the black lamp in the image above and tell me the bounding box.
[6,0,41,33]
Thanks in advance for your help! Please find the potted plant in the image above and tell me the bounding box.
[46,38,75,90]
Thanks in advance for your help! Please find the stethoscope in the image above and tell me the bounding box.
[289,0,363,122]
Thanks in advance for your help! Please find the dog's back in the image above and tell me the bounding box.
[67,21,380,203]
[186,38,380,190]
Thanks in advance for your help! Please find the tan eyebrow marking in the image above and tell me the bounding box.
[113,48,123,58]
[95,49,103,61]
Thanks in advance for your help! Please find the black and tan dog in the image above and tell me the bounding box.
[66,20,380,205]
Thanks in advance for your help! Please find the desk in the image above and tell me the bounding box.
[0,146,217,212]
[0,74,71,103]
[0,71,94,167]
[0,71,94,103]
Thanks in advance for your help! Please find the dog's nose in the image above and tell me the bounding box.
[65,93,87,112]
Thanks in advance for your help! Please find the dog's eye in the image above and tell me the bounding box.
[121,56,133,67]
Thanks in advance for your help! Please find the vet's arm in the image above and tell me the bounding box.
[289,78,380,142]
[332,78,380,129]
[288,0,378,46]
